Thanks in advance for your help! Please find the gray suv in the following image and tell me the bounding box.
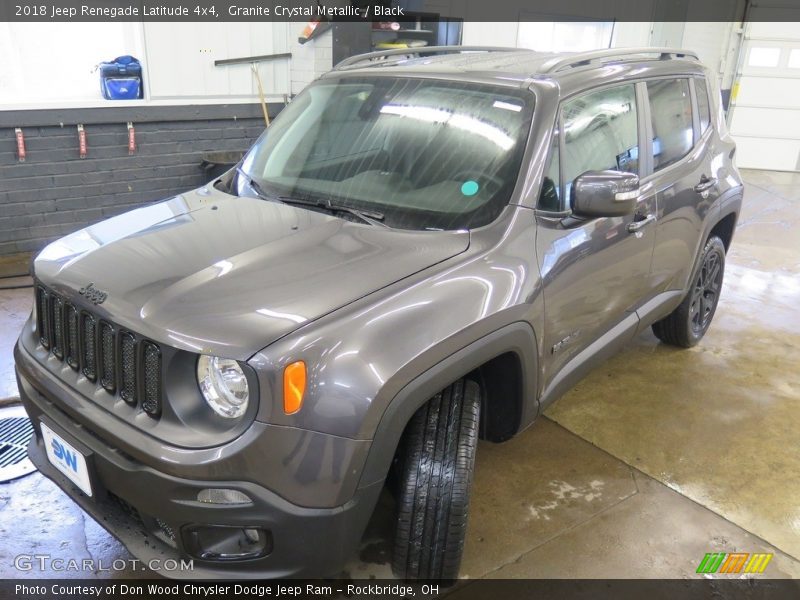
[15,47,743,580]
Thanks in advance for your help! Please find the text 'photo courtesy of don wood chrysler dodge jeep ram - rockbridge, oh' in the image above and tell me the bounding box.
[15,46,743,580]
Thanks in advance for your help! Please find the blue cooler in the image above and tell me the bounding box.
[99,56,142,100]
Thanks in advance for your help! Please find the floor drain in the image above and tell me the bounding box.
[0,405,36,483]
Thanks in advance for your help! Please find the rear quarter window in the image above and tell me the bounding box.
[695,77,712,133]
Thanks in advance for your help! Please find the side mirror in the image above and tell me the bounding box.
[571,170,639,217]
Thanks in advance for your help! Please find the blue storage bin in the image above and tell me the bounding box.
[99,56,143,100]
[101,77,141,100]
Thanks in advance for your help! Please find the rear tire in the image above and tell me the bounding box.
[652,236,726,348]
[391,378,481,580]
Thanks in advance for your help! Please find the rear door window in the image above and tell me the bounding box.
[647,78,694,171]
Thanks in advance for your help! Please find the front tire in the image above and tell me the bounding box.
[392,378,481,580]
[652,235,726,348]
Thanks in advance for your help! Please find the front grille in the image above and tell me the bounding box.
[107,491,145,530]
[65,304,80,370]
[34,283,163,419]
[81,313,97,381]
[142,342,162,417]
[51,295,65,360]
[155,517,177,545]
[119,332,136,404]
[107,492,176,549]
[36,287,51,349]
[99,321,115,392]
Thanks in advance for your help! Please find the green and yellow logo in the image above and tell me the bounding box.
[696,552,773,574]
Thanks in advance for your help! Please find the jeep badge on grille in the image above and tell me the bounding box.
[78,282,108,305]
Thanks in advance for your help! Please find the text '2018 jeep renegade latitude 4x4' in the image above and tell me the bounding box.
[16,47,742,580]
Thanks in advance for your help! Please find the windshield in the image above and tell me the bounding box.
[239,76,534,230]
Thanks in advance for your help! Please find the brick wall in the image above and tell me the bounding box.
[0,103,282,256]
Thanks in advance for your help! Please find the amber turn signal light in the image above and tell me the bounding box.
[283,361,306,415]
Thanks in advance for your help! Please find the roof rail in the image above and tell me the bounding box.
[540,47,699,74]
[334,46,527,70]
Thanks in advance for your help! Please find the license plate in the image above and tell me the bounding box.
[40,422,93,497]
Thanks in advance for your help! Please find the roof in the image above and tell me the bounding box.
[324,46,704,88]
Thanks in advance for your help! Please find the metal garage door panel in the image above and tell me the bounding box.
[748,22,800,40]
[734,77,800,107]
[729,21,800,172]
[735,137,800,171]
[730,105,800,138]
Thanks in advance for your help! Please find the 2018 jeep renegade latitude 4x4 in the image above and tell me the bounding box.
[16,47,742,579]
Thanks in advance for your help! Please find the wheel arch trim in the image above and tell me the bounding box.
[356,321,538,489]
[687,184,742,294]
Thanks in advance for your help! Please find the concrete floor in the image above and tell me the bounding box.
[547,168,800,561]
[0,169,798,579]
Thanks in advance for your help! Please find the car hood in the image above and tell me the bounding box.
[34,187,470,359]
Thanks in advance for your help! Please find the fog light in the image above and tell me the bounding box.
[183,525,272,561]
[243,528,260,543]
[197,488,252,505]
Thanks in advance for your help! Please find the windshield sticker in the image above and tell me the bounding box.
[461,180,480,196]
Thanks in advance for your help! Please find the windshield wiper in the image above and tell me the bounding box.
[235,168,386,227]
[236,167,277,203]
[278,195,387,227]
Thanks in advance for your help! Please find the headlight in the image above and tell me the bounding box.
[197,355,249,419]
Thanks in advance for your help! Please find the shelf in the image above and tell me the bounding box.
[372,28,435,34]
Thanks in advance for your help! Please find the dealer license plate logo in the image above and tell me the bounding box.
[41,422,92,497]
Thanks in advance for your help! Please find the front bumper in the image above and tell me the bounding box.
[16,343,382,579]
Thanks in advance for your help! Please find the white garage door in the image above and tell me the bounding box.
[729,20,800,172]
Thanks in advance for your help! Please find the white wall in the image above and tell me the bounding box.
[464,22,720,57]
[0,22,334,108]
[611,22,652,47]
[681,22,734,79]
[462,22,520,46]
[465,22,652,51]
[517,22,616,52]
[0,23,144,106]
[462,21,736,92]
[142,23,292,101]
[288,28,333,96]
[0,20,740,108]
[143,22,333,100]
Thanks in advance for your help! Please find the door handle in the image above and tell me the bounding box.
[694,176,718,195]
[627,214,656,233]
